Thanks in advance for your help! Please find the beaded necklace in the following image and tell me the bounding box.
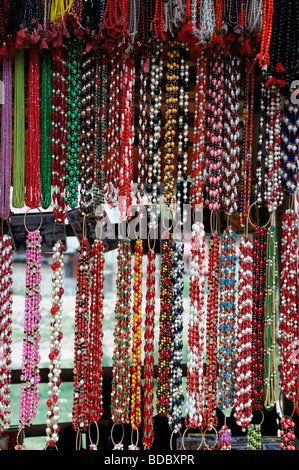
[234,235,253,430]
[164,40,180,212]
[130,239,143,435]
[280,98,299,197]
[278,209,299,404]
[135,57,148,212]
[264,224,278,411]
[142,243,156,450]
[12,48,25,209]
[110,238,132,430]
[147,41,163,230]
[185,221,205,429]
[194,0,215,45]
[251,224,267,411]
[168,239,184,435]
[203,229,219,430]
[255,68,267,207]
[65,36,82,210]
[45,239,65,449]
[217,227,237,413]
[86,238,105,449]
[280,415,296,451]
[26,44,41,209]
[245,0,263,34]
[72,237,90,437]
[246,423,261,450]
[80,47,95,217]
[92,48,107,215]
[40,48,52,210]
[218,424,231,450]
[190,51,207,211]
[222,51,241,217]
[51,44,68,225]
[0,47,12,220]
[102,0,130,39]
[157,231,173,417]
[19,228,42,430]
[0,234,13,434]
[153,0,167,41]
[256,0,274,68]
[205,47,224,211]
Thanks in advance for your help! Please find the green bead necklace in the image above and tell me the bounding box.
[40,47,52,210]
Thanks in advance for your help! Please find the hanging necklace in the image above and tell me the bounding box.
[245,0,263,34]
[280,98,299,197]
[72,236,90,441]
[86,238,105,450]
[0,47,12,220]
[255,68,267,207]
[190,51,207,211]
[0,234,13,434]
[234,234,253,431]
[142,238,156,450]
[102,0,130,39]
[110,237,132,446]
[19,219,43,433]
[92,48,107,216]
[205,47,225,211]
[264,223,278,411]
[135,57,148,212]
[217,227,237,414]
[45,239,65,449]
[26,44,41,209]
[246,423,261,450]
[40,47,52,210]
[280,415,296,451]
[51,43,68,225]
[185,221,205,429]
[80,47,96,217]
[157,231,173,418]
[222,51,241,217]
[203,225,219,430]
[168,239,184,435]
[147,41,163,231]
[257,0,274,68]
[65,36,82,210]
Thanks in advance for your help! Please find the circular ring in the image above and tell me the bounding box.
[95,219,104,240]
[76,430,82,450]
[82,214,87,240]
[134,215,142,241]
[210,210,217,237]
[202,426,218,450]
[44,443,58,450]
[131,427,139,448]
[170,430,182,450]
[279,391,296,419]
[24,208,43,233]
[181,426,203,451]
[161,209,174,232]
[16,426,25,447]
[257,409,265,426]
[247,201,271,230]
[111,422,125,448]
[147,226,156,253]
[88,419,100,448]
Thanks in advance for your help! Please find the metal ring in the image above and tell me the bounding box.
[210,210,217,236]
[181,426,203,451]
[170,430,182,450]
[16,426,25,447]
[202,426,218,450]
[24,207,43,233]
[88,419,99,448]
[147,226,156,253]
[131,427,139,448]
[111,422,125,448]
[76,430,82,450]
[247,201,271,230]
[279,391,296,419]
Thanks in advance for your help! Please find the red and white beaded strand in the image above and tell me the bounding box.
[0,234,13,434]
[45,240,65,449]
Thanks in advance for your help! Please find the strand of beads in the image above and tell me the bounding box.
[80,47,95,217]
[51,44,68,225]
[40,48,52,210]
[72,237,90,438]
[205,47,224,211]
[164,40,180,212]
[142,244,156,450]
[280,97,299,196]
[26,44,41,209]
[157,231,173,417]
[110,238,132,439]
[147,42,163,230]
[45,240,64,449]
[168,239,184,434]
[234,235,253,431]
[130,239,143,437]
[0,234,13,434]
[217,227,237,414]
[65,36,82,209]
[93,48,107,214]
[221,52,241,217]
[86,238,105,450]
[264,79,283,213]
[203,229,219,430]
[185,221,205,429]
[190,51,207,211]
[218,424,231,450]
[135,57,148,212]
[176,44,189,226]
[19,229,42,432]
[255,68,267,207]
[251,224,267,411]
[278,210,299,403]
[264,224,278,411]
[246,423,261,450]
[279,415,296,450]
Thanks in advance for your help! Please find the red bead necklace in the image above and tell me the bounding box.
[103,0,130,39]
